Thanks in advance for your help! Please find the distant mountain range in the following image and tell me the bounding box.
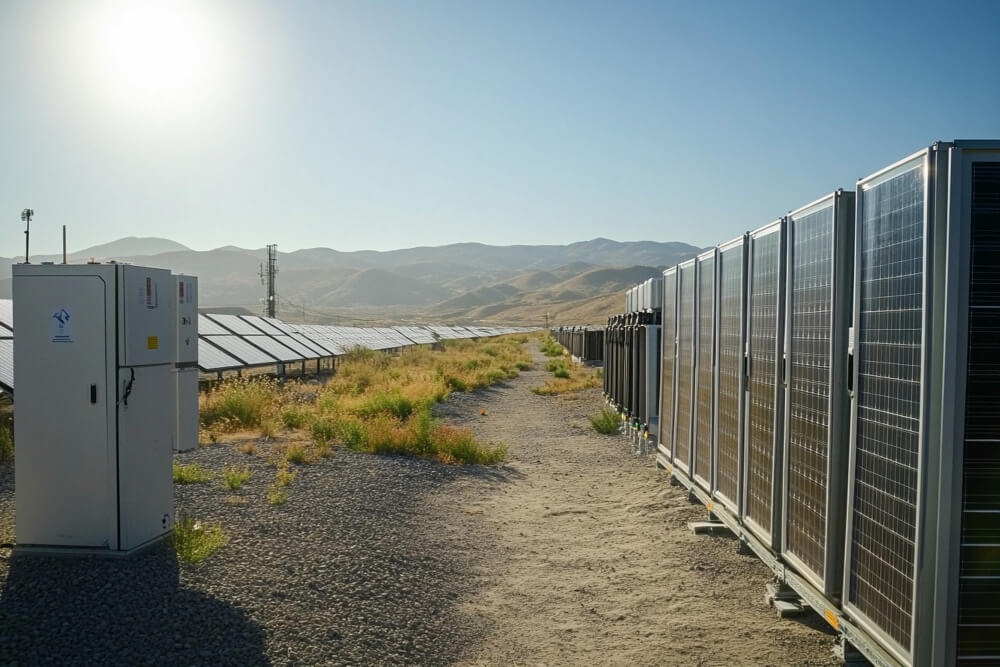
[0,236,701,325]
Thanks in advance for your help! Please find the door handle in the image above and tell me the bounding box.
[90,384,97,404]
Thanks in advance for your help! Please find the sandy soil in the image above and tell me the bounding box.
[434,342,839,666]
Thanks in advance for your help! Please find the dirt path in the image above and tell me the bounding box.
[434,341,838,666]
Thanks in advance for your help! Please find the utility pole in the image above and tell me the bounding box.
[20,208,33,263]
[545,312,549,329]
[259,244,278,318]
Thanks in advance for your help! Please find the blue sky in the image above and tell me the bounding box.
[1,0,999,255]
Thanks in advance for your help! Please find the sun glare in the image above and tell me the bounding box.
[74,1,234,119]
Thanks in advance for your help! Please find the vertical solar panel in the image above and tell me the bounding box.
[694,254,715,489]
[745,225,782,540]
[848,159,925,652]
[958,161,1000,660]
[715,241,745,511]
[785,201,835,583]
[675,263,696,470]
[660,271,677,455]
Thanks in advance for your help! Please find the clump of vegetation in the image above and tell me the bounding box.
[0,416,12,463]
[267,488,289,505]
[200,376,279,430]
[239,442,256,455]
[540,336,565,357]
[173,515,227,564]
[589,407,622,435]
[285,444,308,465]
[280,405,312,430]
[221,465,251,490]
[532,357,601,396]
[173,463,212,484]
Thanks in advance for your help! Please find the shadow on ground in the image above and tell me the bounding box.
[0,544,267,665]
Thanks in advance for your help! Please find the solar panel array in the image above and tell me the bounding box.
[714,238,745,512]
[694,252,715,490]
[744,225,784,542]
[674,262,696,471]
[659,269,677,457]
[784,200,836,585]
[0,301,533,389]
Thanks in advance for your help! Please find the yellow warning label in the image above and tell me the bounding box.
[147,335,159,350]
[707,501,714,511]
[824,608,839,630]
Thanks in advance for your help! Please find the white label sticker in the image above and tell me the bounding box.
[51,307,74,343]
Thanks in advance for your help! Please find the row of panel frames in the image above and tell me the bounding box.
[645,141,1000,665]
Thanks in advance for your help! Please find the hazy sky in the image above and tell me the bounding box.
[2,0,999,255]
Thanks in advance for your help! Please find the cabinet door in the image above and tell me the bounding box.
[14,275,114,548]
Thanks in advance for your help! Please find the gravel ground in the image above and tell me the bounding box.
[0,340,839,665]
[0,421,499,665]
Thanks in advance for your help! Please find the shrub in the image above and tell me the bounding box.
[173,515,227,564]
[200,377,278,430]
[281,406,312,429]
[239,442,256,455]
[589,407,621,435]
[554,367,570,379]
[222,466,251,490]
[311,418,337,445]
[355,391,414,420]
[285,444,308,465]
[540,336,564,357]
[173,463,212,484]
[267,487,288,505]
[274,465,297,487]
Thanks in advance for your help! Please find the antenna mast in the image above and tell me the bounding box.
[259,244,278,318]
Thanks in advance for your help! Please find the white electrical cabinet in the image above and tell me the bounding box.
[12,263,177,555]
[174,275,199,452]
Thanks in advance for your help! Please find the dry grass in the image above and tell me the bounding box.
[199,335,528,466]
[532,358,601,396]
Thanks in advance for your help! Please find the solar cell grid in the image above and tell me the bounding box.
[198,340,244,371]
[198,314,230,335]
[241,315,285,336]
[204,313,260,336]
[715,240,744,509]
[0,299,12,330]
[694,254,715,488]
[959,161,1000,660]
[675,262,696,469]
[785,201,835,582]
[659,271,677,456]
[0,339,12,391]
[204,335,278,366]
[745,225,782,538]
[849,160,924,651]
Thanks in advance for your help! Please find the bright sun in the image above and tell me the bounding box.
[76,1,232,118]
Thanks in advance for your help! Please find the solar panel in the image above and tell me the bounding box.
[288,332,332,357]
[0,339,12,392]
[848,157,925,652]
[271,335,319,359]
[784,196,837,587]
[0,299,12,330]
[958,160,1000,660]
[674,260,696,472]
[262,317,295,334]
[198,339,244,371]
[203,313,262,336]
[241,315,285,336]
[202,335,278,366]
[659,269,677,457]
[694,251,716,491]
[197,314,230,336]
[714,237,746,513]
[744,221,784,547]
